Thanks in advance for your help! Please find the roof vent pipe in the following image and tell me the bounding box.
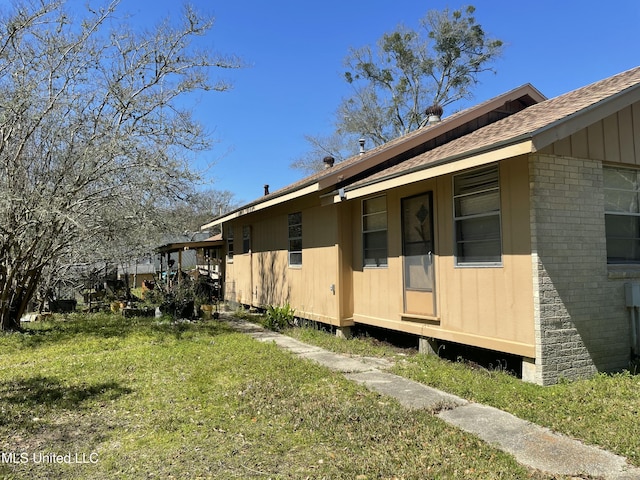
[264,184,269,196]
[323,156,335,169]
[425,104,443,125]
[358,137,365,155]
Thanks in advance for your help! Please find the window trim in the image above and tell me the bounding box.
[604,165,640,265]
[362,195,388,268]
[288,212,302,267]
[452,164,503,267]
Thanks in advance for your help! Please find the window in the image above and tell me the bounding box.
[604,167,640,263]
[288,212,302,266]
[242,225,251,254]
[226,226,234,262]
[453,165,502,265]
[362,196,388,267]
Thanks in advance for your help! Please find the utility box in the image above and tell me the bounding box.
[624,282,640,307]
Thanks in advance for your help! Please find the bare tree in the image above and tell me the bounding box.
[0,0,241,330]
[291,5,503,173]
[160,189,239,234]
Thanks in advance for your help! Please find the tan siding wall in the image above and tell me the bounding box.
[252,212,289,307]
[223,199,342,324]
[289,204,340,323]
[350,156,535,357]
[338,203,355,322]
[433,156,535,355]
[543,101,640,164]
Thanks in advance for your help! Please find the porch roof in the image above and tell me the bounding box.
[156,234,224,254]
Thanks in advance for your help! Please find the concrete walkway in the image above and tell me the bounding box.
[225,316,640,479]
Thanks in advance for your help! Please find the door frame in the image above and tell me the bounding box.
[401,191,437,317]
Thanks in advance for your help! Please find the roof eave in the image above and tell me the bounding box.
[200,84,547,230]
[201,182,320,230]
[330,137,534,202]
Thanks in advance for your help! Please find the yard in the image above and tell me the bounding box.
[0,313,634,479]
[287,324,640,470]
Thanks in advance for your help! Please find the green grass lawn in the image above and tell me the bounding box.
[286,324,640,468]
[0,313,557,479]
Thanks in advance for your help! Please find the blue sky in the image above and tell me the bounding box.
[131,1,638,204]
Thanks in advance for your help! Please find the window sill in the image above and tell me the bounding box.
[454,262,503,268]
[608,265,640,279]
[400,313,440,325]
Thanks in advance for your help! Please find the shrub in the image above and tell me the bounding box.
[263,303,295,331]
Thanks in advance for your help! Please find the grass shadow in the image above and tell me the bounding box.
[0,375,133,411]
[0,376,130,464]
[14,313,234,348]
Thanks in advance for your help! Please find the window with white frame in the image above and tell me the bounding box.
[226,226,234,262]
[604,166,640,263]
[453,165,502,265]
[362,196,388,267]
[288,212,302,266]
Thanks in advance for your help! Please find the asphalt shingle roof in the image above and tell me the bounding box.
[204,66,640,226]
[348,65,640,188]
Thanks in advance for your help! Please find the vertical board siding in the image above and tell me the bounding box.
[436,156,535,350]
[225,201,342,324]
[348,159,535,356]
[633,103,640,163]
[547,101,640,164]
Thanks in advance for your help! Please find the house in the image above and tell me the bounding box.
[117,259,156,288]
[202,66,640,385]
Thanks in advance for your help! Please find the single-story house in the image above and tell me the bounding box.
[117,260,156,288]
[203,66,640,385]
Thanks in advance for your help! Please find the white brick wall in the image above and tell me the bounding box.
[529,154,629,385]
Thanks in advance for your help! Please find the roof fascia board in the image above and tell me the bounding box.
[317,84,546,190]
[201,183,319,230]
[329,139,533,202]
[156,240,225,253]
[532,83,640,151]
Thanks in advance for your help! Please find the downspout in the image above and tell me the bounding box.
[631,307,639,357]
[624,283,640,358]
[250,248,254,309]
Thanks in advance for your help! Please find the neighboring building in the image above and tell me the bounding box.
[155,232,225,283]
[118,233,224,288]
[203,66,640,385]
[118,259,156,288]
